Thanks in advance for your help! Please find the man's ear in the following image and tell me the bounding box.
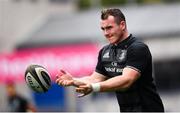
[120,21,126,31]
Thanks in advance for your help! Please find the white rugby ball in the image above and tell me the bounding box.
[25,64,51,93]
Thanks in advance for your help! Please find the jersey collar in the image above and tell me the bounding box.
[111,34,133,49]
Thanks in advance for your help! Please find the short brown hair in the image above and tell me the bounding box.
[101,8,126,24]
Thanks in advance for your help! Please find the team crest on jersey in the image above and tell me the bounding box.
[117,50,127,62]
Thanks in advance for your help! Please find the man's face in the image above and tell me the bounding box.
[100,15,125,44]
[6,85,16,97]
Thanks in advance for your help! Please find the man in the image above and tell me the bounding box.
[6,82,36,112]
[56,8,164,112]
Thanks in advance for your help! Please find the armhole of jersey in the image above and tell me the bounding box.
[95,69,107,77]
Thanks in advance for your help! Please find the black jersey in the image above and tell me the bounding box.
[8,95,28,112]
[95,34,164,112]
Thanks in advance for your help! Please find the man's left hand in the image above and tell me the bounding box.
[75,84,92,97]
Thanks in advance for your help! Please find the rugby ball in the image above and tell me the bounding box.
[25,64,51,93]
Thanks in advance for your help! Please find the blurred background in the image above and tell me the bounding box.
[0,0,180,112]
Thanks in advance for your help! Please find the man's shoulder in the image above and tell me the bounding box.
[98,44,111,55]
[103,44,111,49]
[16,95,28,103]
[126,37,150,56]
[100,44,111,51]
[130,37,148,49]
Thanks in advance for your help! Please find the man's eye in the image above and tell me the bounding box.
[101,26,112,31]
[106,26,112,30]
[101,27,104,30]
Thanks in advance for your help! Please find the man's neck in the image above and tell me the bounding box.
[115,31,129,45]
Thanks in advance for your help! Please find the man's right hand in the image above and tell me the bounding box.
[56,69,74,87]
[55,69,86,87]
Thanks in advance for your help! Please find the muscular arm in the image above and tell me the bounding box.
[73,71,107,86]
[56,69,107,87]
[76,67,140,96]
[99,67,140,92]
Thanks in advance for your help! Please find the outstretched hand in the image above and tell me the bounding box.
[55,69,86,87]
[56,69,74,87]
[55,69,93,97]
[76,84,93,98]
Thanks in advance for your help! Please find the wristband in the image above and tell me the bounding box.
[91,83,101,92]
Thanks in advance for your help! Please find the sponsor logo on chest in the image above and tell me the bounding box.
[102,49,127,74]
